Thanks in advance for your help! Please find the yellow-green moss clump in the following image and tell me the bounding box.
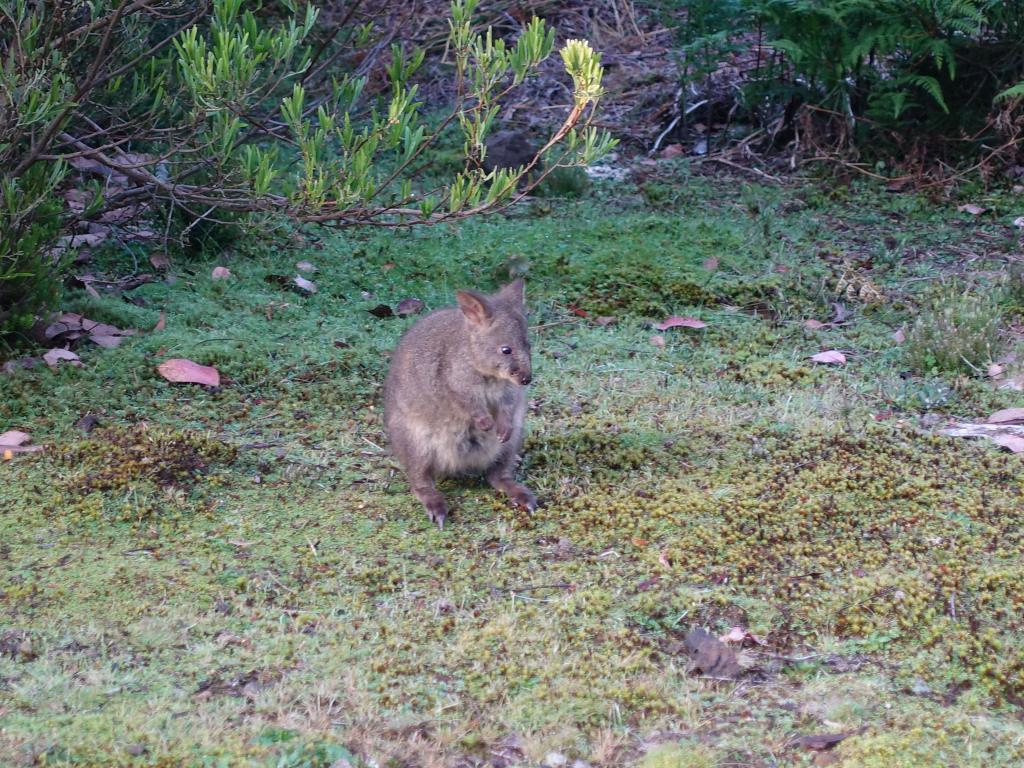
[45,424,236,521]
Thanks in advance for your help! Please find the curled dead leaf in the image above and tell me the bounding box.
[988,408,1024,425]
[293,275,317,294]
[957,203,986,216]
[684,627,741,678]
[43,349,82,368]
[656,315,707,330]
[811,350,846,365]
[396,298,425,316]
[157,359,220,387]
[991,434,1024,453]
[0,431,31,447]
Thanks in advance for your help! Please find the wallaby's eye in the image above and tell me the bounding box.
[500,346,512,355]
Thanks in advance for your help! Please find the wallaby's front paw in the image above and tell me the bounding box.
[473,413,494,431]
[510,489,538,513]
[495,417,512,443]
[425,500,448,529]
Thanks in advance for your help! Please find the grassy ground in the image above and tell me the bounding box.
[3,167,1024,767]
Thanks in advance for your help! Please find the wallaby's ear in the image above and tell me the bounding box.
[456,289,493,325]
[498,278,525,306]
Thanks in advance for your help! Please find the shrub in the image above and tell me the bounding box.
[0,0,614,341]
[905,284,1003,375]
[0,165,67,338]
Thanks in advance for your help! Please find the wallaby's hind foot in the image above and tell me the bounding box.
[487,470,537,513]
[412,481,448,529]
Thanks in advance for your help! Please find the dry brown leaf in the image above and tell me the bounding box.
[595,316,617,327]
[794,729,865,751]
[153,311,166,333]
[811,350,846,365]
[684,627,741,678]
[650,334,666,348]
[804,319,826,330]
[396,298,425,316]
[988,363,1005,378]
[988,408,1024,425]
[718,626,767,646]
[991,434,1024,453]
[157,359,220,387]
[293,275,317,294]
[892,327,906,344]
[702,256,719,272]
[659,143,684,159]
[957,203,986,216]
[296,260,316,273]
[43,349,82,368]
[0,431,31,447]
[656,315,706,330]
[211,266,231,280]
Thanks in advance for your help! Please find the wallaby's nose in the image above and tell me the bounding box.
[519,372,532,385]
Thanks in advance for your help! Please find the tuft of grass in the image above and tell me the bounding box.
[905,284,1003,375]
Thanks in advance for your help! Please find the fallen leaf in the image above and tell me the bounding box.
[567,304,590,319]
[892,327,906,343]
[656,315,706,330]
[381,261,396,272]
[957,203,986,216]
[396,298,425,316]
[153,311,166,333]
[595,316,617,327]
[684,627,741,678]
[658,549,672,567]
[0,431,31,447]
[295,260,317,273]
[794,729,864,751]
[650,334,666,348]
[157,359,220,387]
[988,363,1005,378]
[293,275,317,294]
[999,375,1024,392]
[774,263,791,273]
[211,266,231,280]
[811,350,846,365]
[804,319,827,330]
[988,408,1024,425]
[830,301,851,324]
[75,414,102,434]
[2,357,43,374]
[941,422,1024,453]
[368,304,394,319]
[659,143,684,159]
[44,349,82,368]
[702,256,719,272]
[150,253,171,270]
[991,434,1024,453]
[718,626,767,646]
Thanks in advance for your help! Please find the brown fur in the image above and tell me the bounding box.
[384,280,536,527]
